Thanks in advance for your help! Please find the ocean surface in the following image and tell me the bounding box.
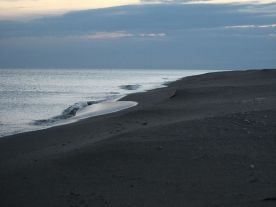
[0,69,211,137]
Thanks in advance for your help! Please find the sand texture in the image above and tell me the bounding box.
[0,69,276,207]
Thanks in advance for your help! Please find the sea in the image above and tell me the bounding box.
[0,69,210,137]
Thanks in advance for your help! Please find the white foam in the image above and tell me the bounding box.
[73,101,138,121]
[0,69,214,137]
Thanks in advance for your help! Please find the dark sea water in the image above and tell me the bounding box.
[0,69,212,137]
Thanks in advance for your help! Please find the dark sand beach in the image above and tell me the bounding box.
[0,69,276,207]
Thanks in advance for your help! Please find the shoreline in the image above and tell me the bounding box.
[0,69,194,139]
[0,100,138,139]
[0,69,276,207]
[0,73,189,140]
[0,69,201,139]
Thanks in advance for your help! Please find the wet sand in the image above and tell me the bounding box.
[0,69,276,207]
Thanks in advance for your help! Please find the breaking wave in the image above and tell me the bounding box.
[119,84,141,90]
[33,100,100,125]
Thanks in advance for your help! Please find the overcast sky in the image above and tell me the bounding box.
[0,1,275,69]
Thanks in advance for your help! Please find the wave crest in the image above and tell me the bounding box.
[119,84,141,90]
[33,101,98,125]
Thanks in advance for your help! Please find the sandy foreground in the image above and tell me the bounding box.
[0,69,276,207]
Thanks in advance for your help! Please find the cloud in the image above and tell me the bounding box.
[141,0,276,4]
[84,31,134,40]
[140,0,218,5]
[71,32,167,41]
[141,0,206,2]
[139,33,167,37]
[224,24,276,29]
[0,31,167,43]
[81,32,167,40]
[0,3,275,69]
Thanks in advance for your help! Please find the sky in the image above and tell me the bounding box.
[0,0,140,20]
[0,0,275,20]
[0,0,275,69]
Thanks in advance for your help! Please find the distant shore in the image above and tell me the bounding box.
[0,69,276,207]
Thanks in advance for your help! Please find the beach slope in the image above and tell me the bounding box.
[0,69,276,207]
